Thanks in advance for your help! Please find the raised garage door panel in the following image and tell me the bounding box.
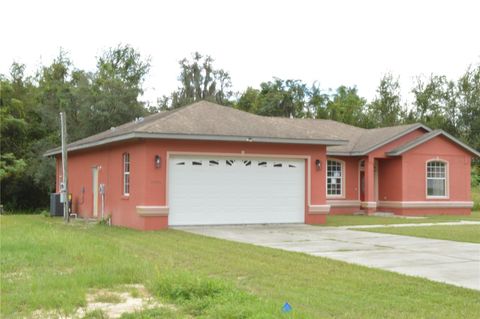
[168,156,305,226]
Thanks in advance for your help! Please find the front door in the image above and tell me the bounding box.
[92,167,99,217]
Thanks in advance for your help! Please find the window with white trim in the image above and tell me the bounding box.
[123,153,130,195]
[327,159,343,196]
[426,161,446,197]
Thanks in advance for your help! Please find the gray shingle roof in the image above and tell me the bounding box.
[44,101,348,156]
[327,123,431,155]
[44,101,441,157]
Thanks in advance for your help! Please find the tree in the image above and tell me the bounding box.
[158,52,233,109]
[79,44,150,136]
[259,79,304,117]
[457,65,480,151]
[367,74,406,127]
[235,87,260,113]
[0,62,55,211]
[411,75,458,134]
[325,86,367,126]
[0,45,152,211]
[306,83,329,119]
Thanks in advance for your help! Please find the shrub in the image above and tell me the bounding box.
[472,165,480,187]
[41,210,51,218]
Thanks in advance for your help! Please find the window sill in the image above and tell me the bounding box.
[426,196,449,200]
[121,195,130,200]
[327,195,345,199]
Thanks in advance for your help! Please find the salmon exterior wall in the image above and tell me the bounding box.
[143,140,327,225]
[327,128,474,216]
[402,135,471,201]
[368,129,426,158]
[378,157,403,201]
[56,141,159,230]
[58,139,328,230]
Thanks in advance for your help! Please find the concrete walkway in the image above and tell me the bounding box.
[177,224,480,290]
[343,220,480,229]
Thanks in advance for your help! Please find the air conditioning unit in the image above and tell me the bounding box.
[50,193,63,216]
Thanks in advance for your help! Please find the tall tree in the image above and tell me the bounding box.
[325,86,367,126]
[411,75,458,134]
[367,74,406,127]
[247,78,308,118]
[457,65,480,151]
[158,52,233,109]
[80,44,150,136]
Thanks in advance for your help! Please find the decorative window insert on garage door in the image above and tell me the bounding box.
[168,155,305,226]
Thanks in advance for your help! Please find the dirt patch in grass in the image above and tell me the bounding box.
[77,284,175,318]
[32,284,177,319]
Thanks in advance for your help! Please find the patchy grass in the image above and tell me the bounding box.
[83,309,109,319]
[325,211,480,226]
[2,215,480,318]
[120,307,180,319]
[93,292,124,304]
[359,225,480,243]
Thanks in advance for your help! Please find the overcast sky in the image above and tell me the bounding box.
[2,0,479,106]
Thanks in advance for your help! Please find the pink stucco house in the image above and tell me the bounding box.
[45,101,479,230]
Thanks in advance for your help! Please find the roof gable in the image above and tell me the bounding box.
[327,123,431,156]
[387,130,480,157]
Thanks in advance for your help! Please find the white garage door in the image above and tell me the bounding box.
[168,155,305,226]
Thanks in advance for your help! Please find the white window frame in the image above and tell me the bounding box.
[326,158,345,198]
[426,159,448,199]
[123,152,130,196]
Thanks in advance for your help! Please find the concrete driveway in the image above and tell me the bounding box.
[177,224,480,290]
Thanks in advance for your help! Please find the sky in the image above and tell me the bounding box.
[1,0,479,106]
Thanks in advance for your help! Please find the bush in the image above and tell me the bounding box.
[40,210,51,218]
[472,165,480,187]
[472,186,480,211]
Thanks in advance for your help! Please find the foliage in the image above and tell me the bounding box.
[325,85,367,126]
[80,44,150,135]
[473,186,480,211]
[366,73,406,127]
[472,165,480,187]
[0,45,150,210]
[236,79,331,119]
[0,153,26,180]
[158,52,233,109]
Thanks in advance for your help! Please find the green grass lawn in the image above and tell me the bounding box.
[359,224,480,243]
[2,216,480,319]
[324,211,480,227]
[325,186,480,227]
